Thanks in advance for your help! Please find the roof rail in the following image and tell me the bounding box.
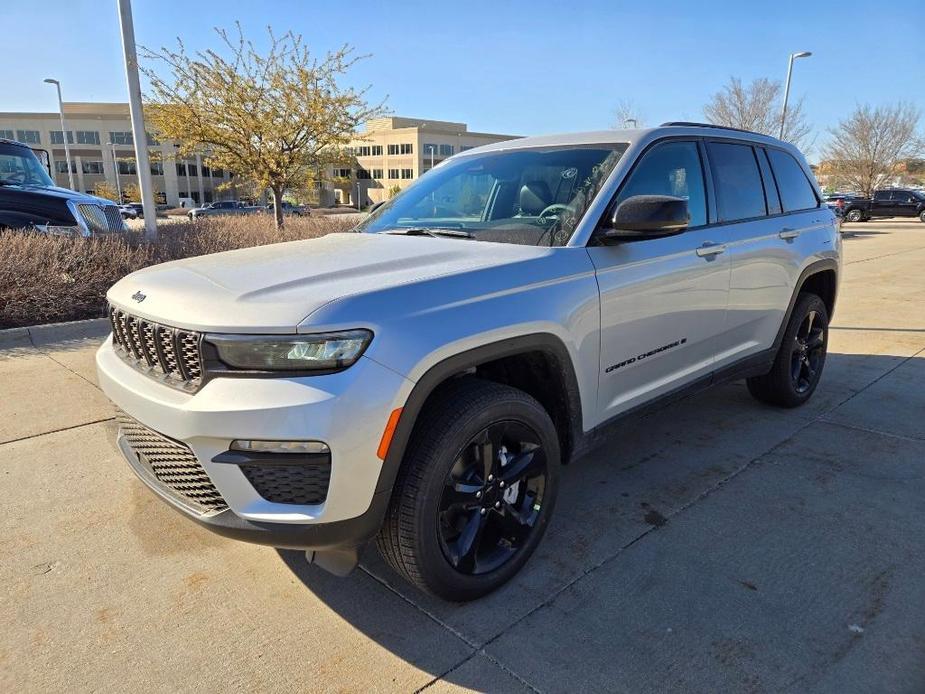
[660,121,769,137]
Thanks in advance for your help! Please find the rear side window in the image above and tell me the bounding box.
[756,148,782,215]
[766,149,819,212]
[706,142,766,222]
[615,140,707,227]
[873,190,891,201]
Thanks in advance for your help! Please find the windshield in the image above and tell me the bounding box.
[0,143,56,187]
[357,144,628,246]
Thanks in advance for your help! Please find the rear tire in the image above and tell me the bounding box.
[377,378,560,601]
[919,210,925,223]
[747,293,829,408]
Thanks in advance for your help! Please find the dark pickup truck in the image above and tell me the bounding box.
[841,188,925,223]
[0,137,127,236]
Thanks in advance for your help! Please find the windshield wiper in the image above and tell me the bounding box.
[384,227,474,239]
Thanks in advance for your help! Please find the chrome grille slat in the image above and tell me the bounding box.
[117,411,227,514]
[76,203,123,234]
[108,304,203,391]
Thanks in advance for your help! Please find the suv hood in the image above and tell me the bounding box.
[108,232,553,333]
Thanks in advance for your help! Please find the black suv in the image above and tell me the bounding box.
[842,188,925,223]
[0,138,127,236]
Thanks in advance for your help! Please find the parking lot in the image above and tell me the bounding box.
[1,219,924,693]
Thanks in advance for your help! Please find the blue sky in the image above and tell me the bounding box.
[3,0,923,154]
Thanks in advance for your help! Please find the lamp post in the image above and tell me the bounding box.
[624,118,638,129]
[779,51,812,139]
[107,142,122,202]
[117,0,157,240]
[426,145,436,172]
[43,78,74,190]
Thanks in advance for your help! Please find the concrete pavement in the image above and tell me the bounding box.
[1,220,924,692]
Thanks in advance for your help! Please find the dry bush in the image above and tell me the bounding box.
[0,215,353,329]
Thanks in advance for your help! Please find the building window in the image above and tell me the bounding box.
[423,143,438,156]
[146,132,160,146]
[343,146,355,156]
[201,165,210,177]
[401,168,413,179]
[50,131,74,145]
[212,167,224,178]
[76,131,100,145]
[55,160,77,174]
[81,160,104,175]
[388,168,400,179]
[372,168,383,179]
[459,145,473,152]
[0,129,13,140]
[118,160,137,175]
[16,130,41,144]
[187,164,198,176]
[356,169,372,180]
[334,168,352,178]
[109,131,133,145]
[356,145,372,157]
[176,163,186,176]
[439,144,454,156]
[150,161,164,175]
[401,143,413,155]
[371,145,383,156]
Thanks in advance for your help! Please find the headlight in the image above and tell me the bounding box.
[205,330,373,371]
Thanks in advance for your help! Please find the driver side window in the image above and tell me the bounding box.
[614,141,707,228]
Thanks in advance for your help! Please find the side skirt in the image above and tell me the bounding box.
[571,348,775,461]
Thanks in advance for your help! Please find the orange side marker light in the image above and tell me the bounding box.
[377,407,403,460]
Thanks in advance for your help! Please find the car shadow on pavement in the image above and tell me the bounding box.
[273,351,925,691]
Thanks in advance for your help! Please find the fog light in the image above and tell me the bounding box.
[230,440,330,454]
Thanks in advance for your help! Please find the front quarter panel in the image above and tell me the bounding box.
[299,245,601,433]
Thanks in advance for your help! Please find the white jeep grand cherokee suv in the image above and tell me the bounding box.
[97,123,840,601]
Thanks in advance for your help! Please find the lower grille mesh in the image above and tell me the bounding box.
[241,463,331,505]
[117,411,227,514]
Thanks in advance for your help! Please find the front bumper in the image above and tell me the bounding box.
[97,337,412,549]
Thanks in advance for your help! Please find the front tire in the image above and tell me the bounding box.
[377,378,560,601]
[919,210,925,223]
[845,209,863,222]
[747,293,829,408]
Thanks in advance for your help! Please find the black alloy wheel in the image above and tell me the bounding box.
[790,309,826,394]
[438,421,547,575]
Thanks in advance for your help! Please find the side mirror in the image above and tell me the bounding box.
[368,200,386,214]
[599,195,689,241]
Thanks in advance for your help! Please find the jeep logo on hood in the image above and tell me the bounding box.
[131,291,146,303]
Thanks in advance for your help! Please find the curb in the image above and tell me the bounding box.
[0,317,109,347]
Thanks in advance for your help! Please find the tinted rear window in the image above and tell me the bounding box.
[707,142,766,222]
[766,149,818,212]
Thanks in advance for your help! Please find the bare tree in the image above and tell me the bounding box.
[612,100,645,129]
[703,77,812,150]
[822,103,923,196]
[141,24,385,228]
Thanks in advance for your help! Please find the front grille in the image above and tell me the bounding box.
[241,462,331,505]
[76,203,123,234]
[117,411,228,514]
[109,304,203,391]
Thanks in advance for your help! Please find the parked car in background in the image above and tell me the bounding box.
[98,123,840,601]
[266,200,309,217]
[840,188,925,222]
[118,204,138,220]
[187,200,263,220]
[127,203,146,219]
[0,137,127,236]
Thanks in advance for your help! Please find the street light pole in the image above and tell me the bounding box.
[779,51,812,140]
[624,118,638,129]
[428,145,435,171]
[117,0,157,241]
[43,78,74,190]
[108,142,122,201]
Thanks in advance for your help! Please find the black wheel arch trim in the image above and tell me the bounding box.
[772,258,838,355]
[375,333,584,495]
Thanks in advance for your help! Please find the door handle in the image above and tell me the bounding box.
[779,228,800,240]
[695,243,726,257]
